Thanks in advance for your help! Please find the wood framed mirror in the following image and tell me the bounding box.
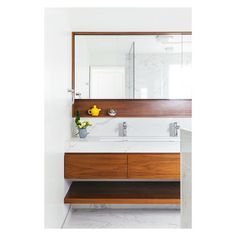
[72,32,192,117]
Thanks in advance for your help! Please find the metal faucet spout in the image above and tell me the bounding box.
[122,122,127,137]
[169,122,180,137]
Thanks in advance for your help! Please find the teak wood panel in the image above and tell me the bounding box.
[72,99,192,117]
[64,181,180,204]
[64,153,127,179]
[128,153,180,180]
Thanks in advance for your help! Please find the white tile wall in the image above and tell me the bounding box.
[74,117,191,137]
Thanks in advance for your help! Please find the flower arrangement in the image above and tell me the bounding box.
[75,110,92,129]
[75,111,92,138]
[76,120,92,129]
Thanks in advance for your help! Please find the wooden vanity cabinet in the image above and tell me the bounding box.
[64,153,180,180]
[128,153,180,180]
[64,153,127,179]
[64,152,180,204]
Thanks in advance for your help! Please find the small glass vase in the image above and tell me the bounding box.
[78,128,89,138]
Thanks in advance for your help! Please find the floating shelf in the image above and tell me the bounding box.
[64,181,180,204]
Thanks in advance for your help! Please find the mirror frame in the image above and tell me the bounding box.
[72,32,192,118]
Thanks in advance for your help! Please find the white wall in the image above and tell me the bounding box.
[67,8,191,31]
[44,9,72,228]
[80,118,191,137]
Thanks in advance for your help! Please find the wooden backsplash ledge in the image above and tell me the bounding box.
[72,99,192,117]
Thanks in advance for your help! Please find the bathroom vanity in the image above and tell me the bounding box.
[64,137,181,205]
[64,31,192,206]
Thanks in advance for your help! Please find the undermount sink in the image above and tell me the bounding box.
[99,136,180,142]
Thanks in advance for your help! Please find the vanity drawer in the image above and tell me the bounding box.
[64,153,127,179]
[128,153,180,180]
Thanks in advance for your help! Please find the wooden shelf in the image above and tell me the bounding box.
[64,181,180,204]
[73,99,192,117]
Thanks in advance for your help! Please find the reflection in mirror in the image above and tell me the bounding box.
[74,34,191,99]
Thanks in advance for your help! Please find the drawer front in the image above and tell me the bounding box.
[65,153,127,179]
[128,153,180,180]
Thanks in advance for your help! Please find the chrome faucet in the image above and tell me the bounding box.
[169,122,180,137]
[122,122,127,137]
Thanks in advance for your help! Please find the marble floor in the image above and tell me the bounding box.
[63,208,180,228]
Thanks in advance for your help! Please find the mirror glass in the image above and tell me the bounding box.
[74,34,191,99]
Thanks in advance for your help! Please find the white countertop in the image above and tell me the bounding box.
[65,136,180,153]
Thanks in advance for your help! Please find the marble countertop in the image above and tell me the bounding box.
[65,136,180,153]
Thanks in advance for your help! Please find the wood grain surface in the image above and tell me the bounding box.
[64,153,127,179]
[64,181,180,204]
[72,99,192,117]
[128,153,180,180]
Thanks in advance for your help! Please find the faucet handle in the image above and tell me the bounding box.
[174,122,180,128]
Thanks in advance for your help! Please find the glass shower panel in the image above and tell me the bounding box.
[134,35,182,99]
[125,41,135,98]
